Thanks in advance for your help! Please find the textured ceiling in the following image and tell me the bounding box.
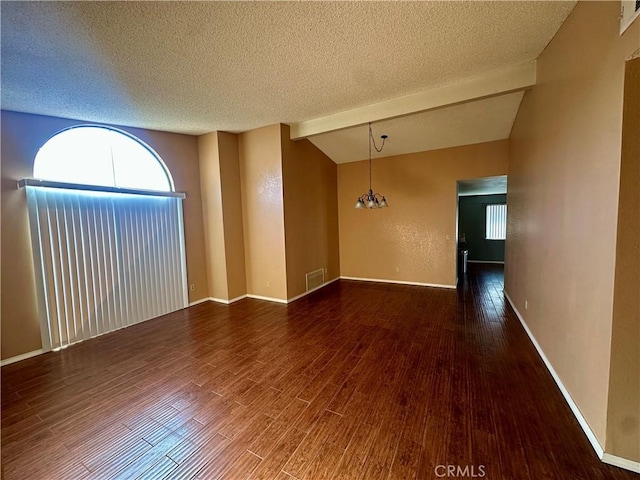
[1,0,576,148]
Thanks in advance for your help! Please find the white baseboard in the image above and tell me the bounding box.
[189,297,212,307]
[227,294,247,304]
[287,277,340,303]
[189,279,339,307]
[210,295,248,305]
[340,276,456,290]
[246,294,288,304]
[246,278,340,304]
[467,260,505,264]
[190,295,248,306]
[602,453,640,473]
[1,349,45,367]
[503,290,605,459]
[191,277,452,306]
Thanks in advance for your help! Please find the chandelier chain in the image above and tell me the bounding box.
[368,122,386,191]
[355,122,389,209]
[369,123,386,153]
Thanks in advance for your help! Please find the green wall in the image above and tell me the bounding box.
[458,194,506,262]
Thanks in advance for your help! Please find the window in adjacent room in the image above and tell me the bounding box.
[485,203,507,240]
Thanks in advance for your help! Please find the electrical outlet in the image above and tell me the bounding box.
[395,266,400,272]
[266,281,271,288]
[525,300,528,310]
[190,284,195,291]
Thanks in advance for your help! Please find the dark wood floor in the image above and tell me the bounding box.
[2,264,637,479]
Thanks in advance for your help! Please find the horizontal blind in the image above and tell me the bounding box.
[486,203,507,240]
[25,186,188,351]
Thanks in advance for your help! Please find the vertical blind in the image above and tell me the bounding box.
[25,184,188,351]
[485,203,507,240]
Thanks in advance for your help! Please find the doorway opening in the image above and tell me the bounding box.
[456,175,507,286]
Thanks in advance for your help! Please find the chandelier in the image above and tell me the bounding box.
[355,122,388,209]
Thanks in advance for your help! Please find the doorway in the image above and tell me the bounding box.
[456,175,508,284]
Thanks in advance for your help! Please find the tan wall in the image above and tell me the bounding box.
[607,57,640,462]
[198,131,247,302]
[198,132,228,300]
[505,1,640,447]
[1,110,208,360]
[338,140,508,287]
[238,124,287,300]
[218,132,247,300]
[281,124,340,299]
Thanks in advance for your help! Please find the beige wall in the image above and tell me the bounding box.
[198,132,228,300]
[505,0,640,448]
[1,110,208,360]
[218,132,247,300]
[231,123,340,301]
[198,131,247,301]
[238,124,287,300]
[607,57,640,462]
[338,140,508,287]
[281,124,340,299]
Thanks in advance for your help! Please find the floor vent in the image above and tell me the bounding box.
[306,268,325,291]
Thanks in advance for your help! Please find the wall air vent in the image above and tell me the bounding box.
[305,269,325,291]
[620,0,640,34]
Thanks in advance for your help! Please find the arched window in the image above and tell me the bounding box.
[22,125,187,352]
[33,126,174,192]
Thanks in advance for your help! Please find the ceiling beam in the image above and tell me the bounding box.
[290,61,536,140]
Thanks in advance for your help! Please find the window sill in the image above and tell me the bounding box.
[18,178,186,199]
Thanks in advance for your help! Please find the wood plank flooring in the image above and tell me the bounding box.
[2,264,637,479]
